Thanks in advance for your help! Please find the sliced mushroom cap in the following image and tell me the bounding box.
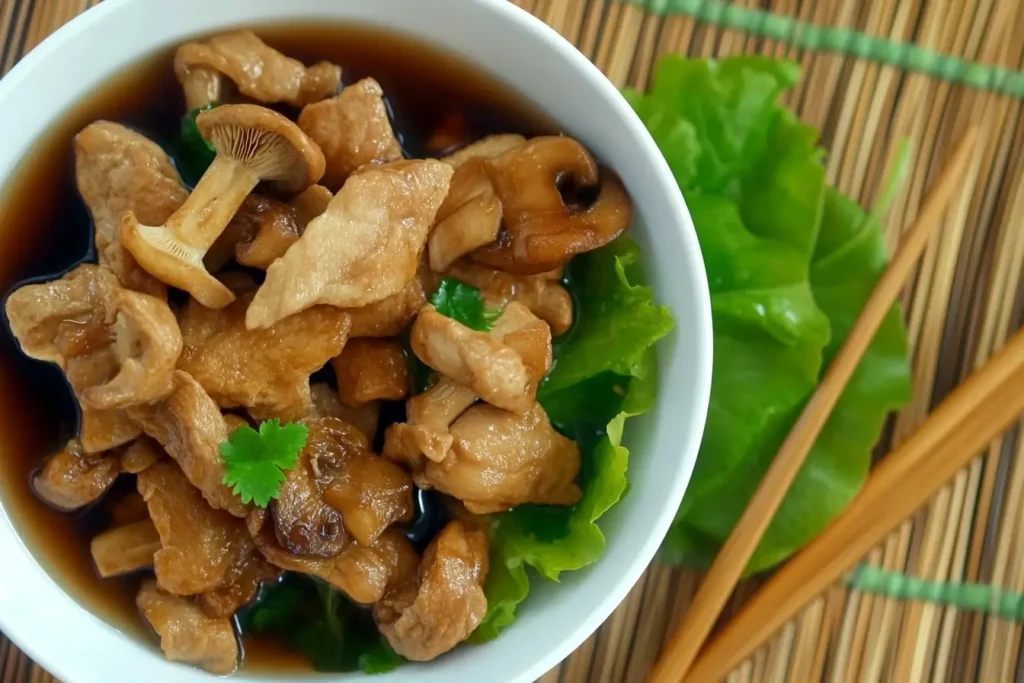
[198,546,280,618]
[121,105,325,308]
[409,302,551,413]
[415,402,581,514]
[175,30,341,110]
[428,158,501,272]
[444,260,573,335]
[330,339,409,408]
[179,284,350,422]
[79,289,182,411]
[137,580,239,675]
[32,439,121,512]
[375,520,489,661]
[74,121,187,297]
[128,371,247,517]
[469,136,632,274]
[138,459,251,595]
[297,77,404,190]
[440,134,526,169]
[246,159,453,330]
[322,451,414,547]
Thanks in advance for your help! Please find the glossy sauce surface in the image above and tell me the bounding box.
[0,23,551,671]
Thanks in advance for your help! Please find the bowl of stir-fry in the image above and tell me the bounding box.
[0,0,711,681]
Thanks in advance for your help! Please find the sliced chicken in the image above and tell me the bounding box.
[383,378,477,465]
[32,439,120,511]
[444,260,572,335]
[138,460,250,595]
[440,134,526,169]
[346,278,426,338]
[298,77,404,190]
[137,581,239,675]
[128,371,247,517]
[409,301,551,413]
[399,402,581,514]
[375,520,489,661]
[247,159,454,330]
[428,158,501,272]
[119,437,163,474]
[198,546,280,618]
[308,382,381,444]
[90,519,161,578]
[106,489,151,527]
[330,339,409,408]
[179,282,350,422]
[175,30,341,109]
[74,121,187,296]
[322,450,414,547]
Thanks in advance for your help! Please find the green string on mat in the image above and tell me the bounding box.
[846,565,1024,621]
[629,0,1024,100]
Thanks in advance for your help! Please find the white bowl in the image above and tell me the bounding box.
[0,0,712,681]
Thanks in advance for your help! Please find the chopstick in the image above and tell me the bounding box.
[683,326,1024,682]
[647,126,980,683]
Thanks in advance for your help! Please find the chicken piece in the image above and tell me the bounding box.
[413,403,581,514]
[198,547,280,618]
[179,283,351,421]
[428,159,501,272]
[444,260,572,335]
[119,437,163,474]
[323,451,414,547]
[308,382,381,444]
[174,30,341,109]
[383,378,477,465]
[32,439,120,511]
[297,77,404,190]
[137,581,239,675]
[375,520,489,661]
[90,519,161,577]
[106,489,150,527]
[138,460,250,595]
[247,160,454,330]
[74,122,187,296]
[330,339,409,408]
[128,371,247,517]
[440,134,526,169]
[409,301,551,413]
[346,278,426,338]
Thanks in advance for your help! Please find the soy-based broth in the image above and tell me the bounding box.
[0,23,552,671]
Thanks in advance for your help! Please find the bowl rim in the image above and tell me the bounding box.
[0,0,713,681]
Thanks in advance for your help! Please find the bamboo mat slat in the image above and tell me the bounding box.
[1,1,1022,682]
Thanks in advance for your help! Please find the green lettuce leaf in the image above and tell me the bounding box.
[474,238,673,640]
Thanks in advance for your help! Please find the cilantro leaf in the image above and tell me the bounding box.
[429,278,502,331]
[220,419,308,507]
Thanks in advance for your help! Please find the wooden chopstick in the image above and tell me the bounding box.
[647,126,980,683]
[683,326,1024,682]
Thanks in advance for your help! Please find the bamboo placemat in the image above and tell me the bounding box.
[2,1,1022,681]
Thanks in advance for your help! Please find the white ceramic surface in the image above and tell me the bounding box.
[0,0,712,681]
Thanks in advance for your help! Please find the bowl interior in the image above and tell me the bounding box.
[0,1,712,681]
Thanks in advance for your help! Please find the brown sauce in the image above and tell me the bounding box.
[0,22,553,671]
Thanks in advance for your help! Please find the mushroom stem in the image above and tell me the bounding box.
[171,154,261,251]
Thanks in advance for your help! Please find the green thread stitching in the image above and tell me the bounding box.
[627,0,1024,99]
[846,565,1024,621]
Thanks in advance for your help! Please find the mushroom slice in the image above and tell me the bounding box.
[297,77,404,190]
[409,301,551,413]
[179,286,350,422]
[444,260,572,335]
[32,439,121,511]
[128,371,247,517]
[79,289,183,411]
[246,159,454,330]
[375,520,489,662]
[330,339,409,408]
[413,403,581,514]
[137,581,239,675]
[174,30,341,110]
[440,134,526,169]
[428,158,501,272]
[198,546,280,618]
[470,136,632,274]
[308,382,381,444]
[120,104,325,308]
[138,459,251,595]
[346,278,426,339]
[91,519,161,578]
[74,122,188,296]
[383,378,477,465]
